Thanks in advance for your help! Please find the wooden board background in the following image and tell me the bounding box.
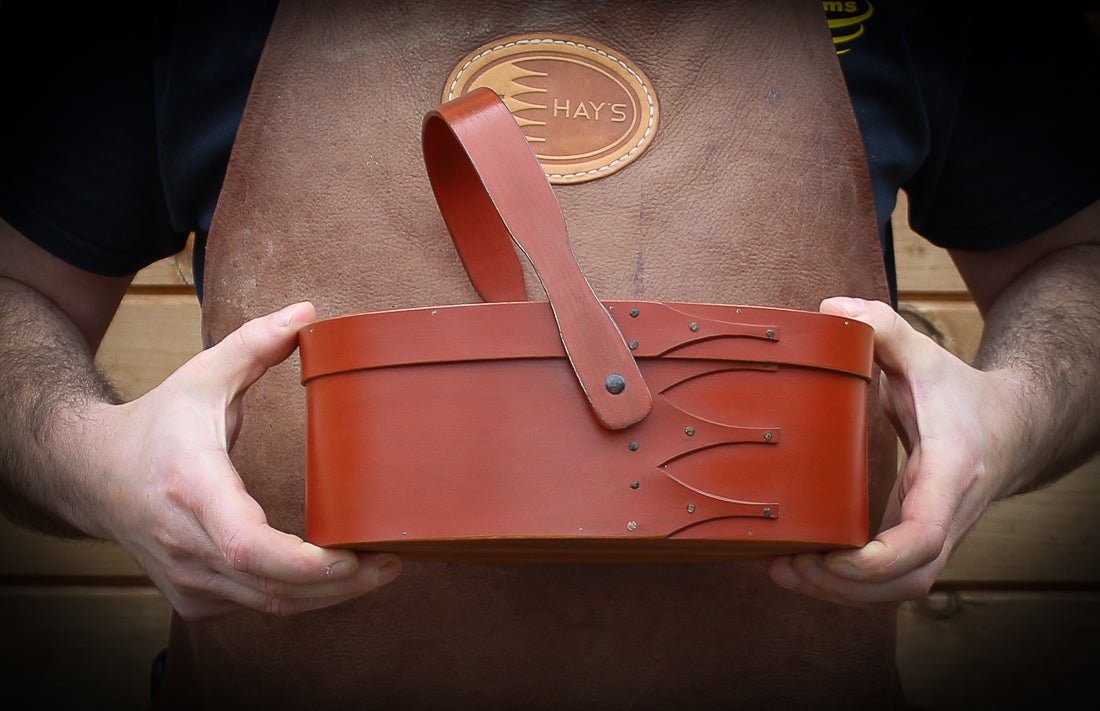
[1,196,1097,708]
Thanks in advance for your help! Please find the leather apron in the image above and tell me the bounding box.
[162,1,900,707]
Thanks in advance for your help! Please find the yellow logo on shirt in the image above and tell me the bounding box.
[824,1,874,54]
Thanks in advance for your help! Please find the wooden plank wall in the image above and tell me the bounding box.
[890,194,1100,708]
[1,198,1097,708]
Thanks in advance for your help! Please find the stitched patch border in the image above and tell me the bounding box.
[444,33,660,184]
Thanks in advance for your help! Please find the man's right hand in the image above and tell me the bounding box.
[1,220,398,621]
[79,301,402,620]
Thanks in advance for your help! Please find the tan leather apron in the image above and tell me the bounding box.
[162,1,900,707]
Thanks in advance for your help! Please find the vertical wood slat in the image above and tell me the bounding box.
[892,192,968,295]
[129,234,195,288]
[94,292,203,401]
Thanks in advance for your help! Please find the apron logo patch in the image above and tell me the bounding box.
[443,33,659,184]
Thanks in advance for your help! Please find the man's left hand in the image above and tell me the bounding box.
[769,297,1027,606]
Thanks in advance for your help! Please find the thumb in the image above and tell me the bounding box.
[195,301,316,395]
[820,297,928,379]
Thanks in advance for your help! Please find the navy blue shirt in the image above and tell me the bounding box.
[3,2,1099,303]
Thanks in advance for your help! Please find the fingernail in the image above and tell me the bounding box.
[326,560,355,578]
[838,298,866,317]
[376,556,401,587]
[275,303,298,328]
[794,555,825,586]
[826,559,859,578]
[770,563,798,590]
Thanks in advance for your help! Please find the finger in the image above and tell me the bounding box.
[770,449,959,604]
[823,504,948,585]
[214,502,367,584]
[182,558,399,618]
[822,519,946,584]
[823,298,925,455]
[770,555,867,607]
[770,553,936,606]
[191,452,373,585]
[824,452,959,583]
[231,552,401,600]
[143,568,242,622]
[194,301,316,396]
[819,297,932,379]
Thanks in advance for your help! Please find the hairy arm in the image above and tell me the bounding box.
[958,200,1100,497]
[0,219,129,537]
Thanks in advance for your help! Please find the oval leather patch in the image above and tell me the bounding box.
[443,33,659,184]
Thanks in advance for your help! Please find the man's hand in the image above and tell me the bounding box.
[81,302,400,620]
[768,297,1027,606]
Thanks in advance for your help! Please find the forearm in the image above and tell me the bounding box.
[974,243,1100,498]
[0,276,120,538]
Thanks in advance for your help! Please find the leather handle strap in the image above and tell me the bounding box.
[423,88,652,430]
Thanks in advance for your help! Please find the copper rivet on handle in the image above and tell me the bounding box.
[604,373,627,394]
